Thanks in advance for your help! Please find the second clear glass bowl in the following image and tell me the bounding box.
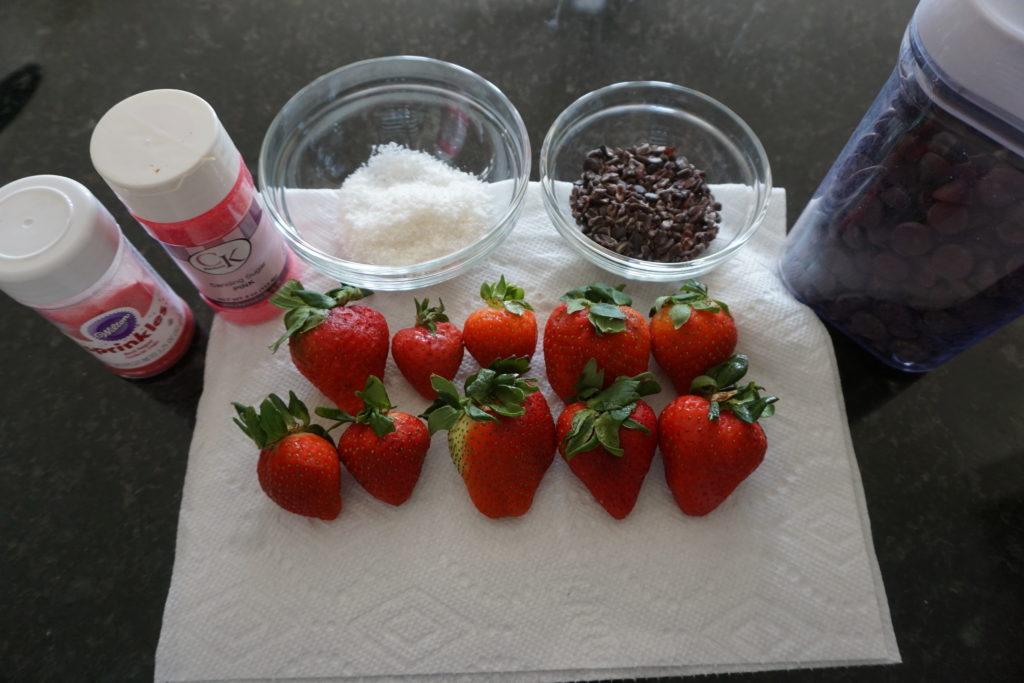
[540,81,772,281]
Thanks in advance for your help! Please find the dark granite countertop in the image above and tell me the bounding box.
[1,1,1021,681]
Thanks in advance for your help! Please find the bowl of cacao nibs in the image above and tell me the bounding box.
[539,81,771,280]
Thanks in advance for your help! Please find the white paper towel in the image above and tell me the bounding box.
[155,185,900,682]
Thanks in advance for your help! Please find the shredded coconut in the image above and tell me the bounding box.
[332,142,494,265]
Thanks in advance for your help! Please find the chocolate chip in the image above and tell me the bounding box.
[891,222,932,257]
[570,144,721,262]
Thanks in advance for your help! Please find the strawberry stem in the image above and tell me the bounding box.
[421,356,537,434]
[232,391,332,449]
[689,355,778,423]
[561,283,632,335]
[562,360,660,458]
[314,376,397,438]
[412,298,449,334]
[650,279,731,329]
[479,275,533,316]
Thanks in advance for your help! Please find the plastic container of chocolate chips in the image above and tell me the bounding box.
[780,0,1024,372]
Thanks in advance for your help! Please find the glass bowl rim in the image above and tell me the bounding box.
[257,54,531,280]
[538,80,772,278]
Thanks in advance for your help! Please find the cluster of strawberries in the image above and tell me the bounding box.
[232,276,777,522]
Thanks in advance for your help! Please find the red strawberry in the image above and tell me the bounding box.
[543,283,651,401]
[232,391,342,520]
[658,355,778,516]
[270,280,389,415]
[650,279,738,394]
[391,298,464,399]
[423,357,556,518]
[556,360,660,519]
[462,275,537,367]
[317,376,431,506]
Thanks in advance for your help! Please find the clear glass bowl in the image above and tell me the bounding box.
[258,56,530,290]
[539,81,772,281]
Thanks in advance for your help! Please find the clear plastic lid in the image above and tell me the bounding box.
[914,0,1024,129]
[0,175,121,307]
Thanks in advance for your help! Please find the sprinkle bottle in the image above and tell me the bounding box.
[0,175,195,379]
[90,89,294,325]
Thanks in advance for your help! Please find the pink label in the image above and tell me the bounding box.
[162,195,289,308]
[74,290,187,370]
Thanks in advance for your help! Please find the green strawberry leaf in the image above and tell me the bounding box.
[564,410,600,458]
[287,391,310,424]
[314,406,354,421]
[324,285,371,305]
[304,424,331,440]
[668,303,693,328]
[493,383,526,406]
[465,368,497,403]
[295,290,337,309]
[565,298,589,315]
[561,283,633,335]
[561,370,659,458]
[593,412,624,456]
[505,301,526,316]
[259,397,288,441]
[588,302,628,320]
[650,279,730,327]
[425,404,462,434]
[622,417,651,433]
[489,356,532,375]
[429,375,463,405]
[269,280,371,352]
[233,392,331,448]
[421,358,535,430]
[704,355,749,389]
[480,275,533,315]
[571,359,605,402]
[314,376,397,438]
[267,393,293,428]
[232,403,266,448]
[356,376,393,413]
[689,355,778,423]
[465,403,498,423]
[269,279,305,308]
[563,283,632,306]
[366,411,397,438]
[413,298,449,334]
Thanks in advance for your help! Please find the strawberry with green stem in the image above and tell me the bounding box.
[557,360,660,519]
[463,275,537,367]
[659,355,778,516]
[232,391,342,520]
[543,283,651,401]
[316,376,431,506]
[650,279,738,394]
[391,298,464,399]
[270,280,389,415]
[422,357,556,518]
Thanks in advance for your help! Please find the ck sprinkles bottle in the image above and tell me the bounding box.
[90,89,294,325]
[0,175,195,378]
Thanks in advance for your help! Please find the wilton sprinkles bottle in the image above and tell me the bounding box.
[0,175,195,378]
[90,89,294,325]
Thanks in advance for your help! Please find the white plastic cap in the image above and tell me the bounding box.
[90,89,240,224]
[915,0,1024,124]
[0,175,121,307]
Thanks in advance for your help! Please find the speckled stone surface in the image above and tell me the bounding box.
[1,1,1021,681]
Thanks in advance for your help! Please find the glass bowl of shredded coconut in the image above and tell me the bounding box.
[259,56,530,290]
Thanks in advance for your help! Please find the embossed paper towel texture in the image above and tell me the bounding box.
[155,186,900,682]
